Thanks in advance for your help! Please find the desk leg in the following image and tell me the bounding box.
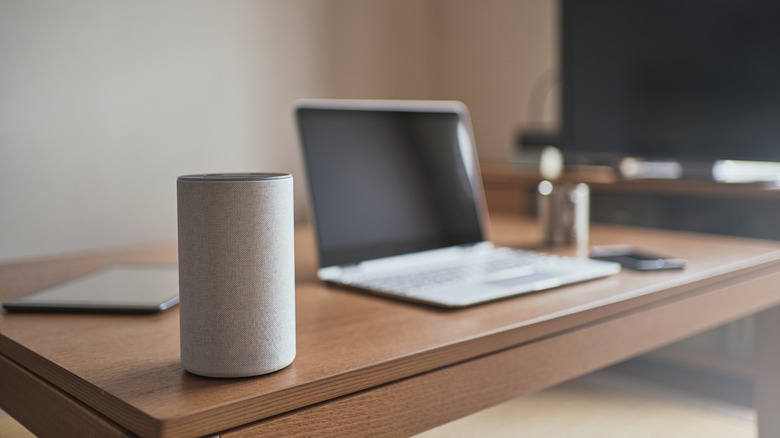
[756,305,780,438]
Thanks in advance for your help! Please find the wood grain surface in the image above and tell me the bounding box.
[2,215,780,437]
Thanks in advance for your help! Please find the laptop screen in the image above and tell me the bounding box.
[297,101,486,268]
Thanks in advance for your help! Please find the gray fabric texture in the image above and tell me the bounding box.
[177,175,295,378]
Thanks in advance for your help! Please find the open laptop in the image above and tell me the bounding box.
[295,99,620,308]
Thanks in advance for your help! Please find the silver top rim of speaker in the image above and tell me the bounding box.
[177,173,291,182]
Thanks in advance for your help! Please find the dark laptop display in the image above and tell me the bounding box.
[297,104,485,268]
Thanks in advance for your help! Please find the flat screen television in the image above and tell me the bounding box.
[561,0,780,167]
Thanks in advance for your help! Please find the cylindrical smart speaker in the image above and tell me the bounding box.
[177,173,295,378]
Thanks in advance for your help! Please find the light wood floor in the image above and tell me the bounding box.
[1,371,754,437]
[416,370,755,438]
[0,411,34,438]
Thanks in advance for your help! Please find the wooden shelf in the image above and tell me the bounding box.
[481,162,780,217]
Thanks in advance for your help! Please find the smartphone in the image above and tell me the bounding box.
[589,245,686,271]
[2,264,179,314]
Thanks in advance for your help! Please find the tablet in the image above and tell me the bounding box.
[2,264,180,314]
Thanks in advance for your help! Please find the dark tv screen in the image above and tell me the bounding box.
[562,0,780,164]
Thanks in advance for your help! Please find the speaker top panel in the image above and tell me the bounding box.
[178,173,291,182]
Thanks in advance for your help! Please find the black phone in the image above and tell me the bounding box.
[589,245,686,271]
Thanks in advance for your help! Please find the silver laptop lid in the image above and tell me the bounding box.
[295,99,491,269]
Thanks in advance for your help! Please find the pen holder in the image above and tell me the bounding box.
[537,180,590,253]
[177,173,295,378]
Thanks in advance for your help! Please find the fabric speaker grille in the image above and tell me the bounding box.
[177,173,295,378]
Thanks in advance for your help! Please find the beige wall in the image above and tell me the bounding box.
[0,0,555,261]
[431,0,558,162]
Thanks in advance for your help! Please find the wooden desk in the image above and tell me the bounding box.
[2,215,780,437]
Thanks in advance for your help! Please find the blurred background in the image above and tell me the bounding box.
[0,0,558,261]
[1,3,767,435]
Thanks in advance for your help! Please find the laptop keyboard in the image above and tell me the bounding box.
[340,248,563,296]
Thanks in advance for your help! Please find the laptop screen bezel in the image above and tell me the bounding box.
[295,99,492,269]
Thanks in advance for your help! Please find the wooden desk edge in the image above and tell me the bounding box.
[4,225,780,437]
[17,259,779,438]
[225,270,780,437]
[0,353,131,437]
[151,255,780,437]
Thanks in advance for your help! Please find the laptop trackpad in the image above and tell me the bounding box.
[487,273,562,291]
[419,272,564,306]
